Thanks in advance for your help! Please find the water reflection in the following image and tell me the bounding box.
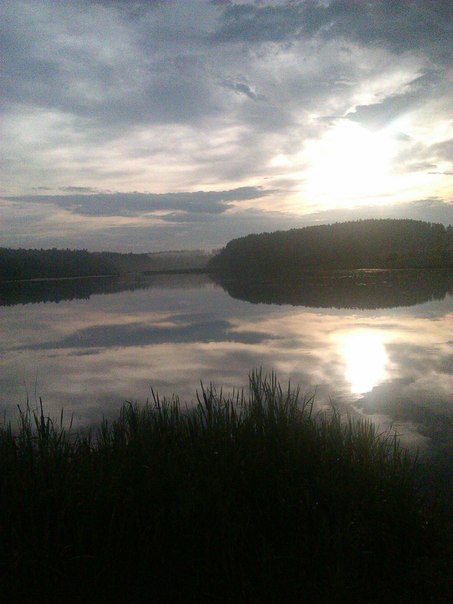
[1,269,451,309]
[214,269,452,309]
[0,273,211,307]
[0,271,451,462]
[16,318,275,350]
[340,331,389,394]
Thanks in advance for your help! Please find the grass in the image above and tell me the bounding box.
[0,371,451,603]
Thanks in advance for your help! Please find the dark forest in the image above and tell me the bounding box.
[209,219,452,274]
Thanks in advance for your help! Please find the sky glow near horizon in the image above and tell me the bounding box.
[1,0,452,251]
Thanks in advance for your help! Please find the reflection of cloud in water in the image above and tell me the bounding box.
[1,275,451,460]
[353,379,453,454]
[17,319,278,350]
[387,342,453,381]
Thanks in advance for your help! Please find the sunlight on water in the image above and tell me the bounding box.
[340,331,389,394]
[0,271,451,456]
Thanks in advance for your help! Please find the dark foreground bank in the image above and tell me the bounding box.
[0,373,451,603]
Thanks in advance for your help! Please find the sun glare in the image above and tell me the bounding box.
[340,330,389,395]
[305,120,397,205]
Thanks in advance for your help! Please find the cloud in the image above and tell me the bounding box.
[393,136,453,175]
[0,194,307,251]
[1,0,451,250]
[213,3,306,44]
[429,139,453,162]
[4,187,272,218]
[347,71,446,129]
[1,1,219,131]
[3,0,447,142]
[301,198,453,227]
[220,78,265,102]
[160,212,217,223]
[87,0,164,10]
[59,186,100,193]
[212,1,452,62]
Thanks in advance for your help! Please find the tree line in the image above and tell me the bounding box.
[0,248,213,281]
[0,248,120,281]
[209,219,453,274]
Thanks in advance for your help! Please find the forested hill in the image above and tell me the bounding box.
[209,219,453,274]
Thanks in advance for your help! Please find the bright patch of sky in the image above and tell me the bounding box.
[1,0,451,251]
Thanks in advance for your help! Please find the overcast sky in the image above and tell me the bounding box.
[1,0,452,251]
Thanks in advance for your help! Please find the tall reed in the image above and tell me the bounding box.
[0,372,450,603]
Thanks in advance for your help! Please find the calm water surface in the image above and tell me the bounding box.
[1,270,451,458]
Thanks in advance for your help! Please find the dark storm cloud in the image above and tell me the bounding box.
[5,187,272,218]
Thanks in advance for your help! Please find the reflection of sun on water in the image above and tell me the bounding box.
[341,331,389,394]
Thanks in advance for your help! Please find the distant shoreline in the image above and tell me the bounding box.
[0,265,449,285]
[0,267,214,284]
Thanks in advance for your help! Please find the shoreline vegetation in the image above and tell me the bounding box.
[1,373,451,603]
[209,219,453,275]
[0,248,214,282]
[1,219,451,283]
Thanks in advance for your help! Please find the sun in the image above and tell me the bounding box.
[304,120,397,206]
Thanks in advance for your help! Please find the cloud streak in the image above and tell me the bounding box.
[4,187,272,218]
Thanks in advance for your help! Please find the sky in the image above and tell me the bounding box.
[1,0,452,252]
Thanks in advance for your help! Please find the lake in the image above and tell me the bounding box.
[1,269,452,460]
